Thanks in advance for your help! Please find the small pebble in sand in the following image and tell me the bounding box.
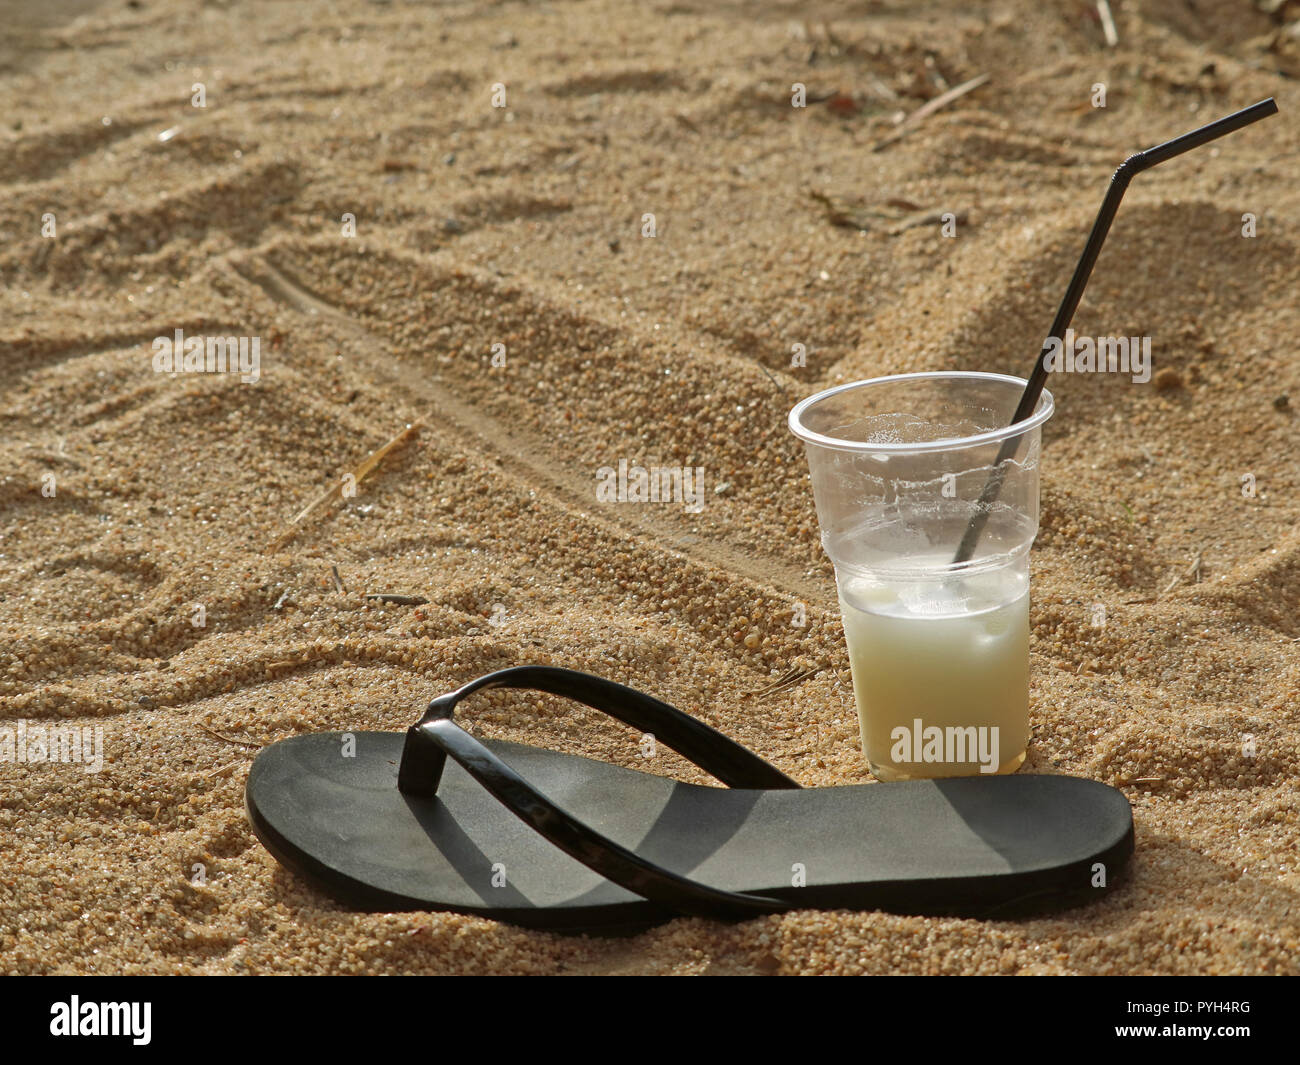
[1153,367,1183,392]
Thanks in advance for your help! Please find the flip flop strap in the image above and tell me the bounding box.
[411,716,791,920]
[396,665,797,919]
[402,665,799,790]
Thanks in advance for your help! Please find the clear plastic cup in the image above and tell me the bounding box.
[788,372,1053,781]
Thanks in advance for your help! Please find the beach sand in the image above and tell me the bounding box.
[1,0,1298,974]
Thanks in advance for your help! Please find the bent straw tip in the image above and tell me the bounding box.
[1240,97,1279,118]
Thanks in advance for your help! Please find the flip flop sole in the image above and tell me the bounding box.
[246,731,1134,932]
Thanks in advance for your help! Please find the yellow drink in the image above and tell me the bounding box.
[838,557,1030,781]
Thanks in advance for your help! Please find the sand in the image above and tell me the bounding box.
[1,0,1298,975]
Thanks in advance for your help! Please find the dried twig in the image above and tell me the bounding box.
[330,565,347,594]
[199,724,263,748]
[1096,1,1119,48]
[887,208,966,235]
[1160,547,1206,597]
[743,665,822,701]
[872,72,990,152]
[758,364,788,397]
[743,666,800,699]
[269,421,423,550]
[810,189,966,235]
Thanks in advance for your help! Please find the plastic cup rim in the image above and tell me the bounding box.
[788,371,1055,455]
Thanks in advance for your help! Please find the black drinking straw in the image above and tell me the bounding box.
[952,97,1279,565]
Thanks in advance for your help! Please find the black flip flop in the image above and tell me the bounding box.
[245,666,1134,932]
